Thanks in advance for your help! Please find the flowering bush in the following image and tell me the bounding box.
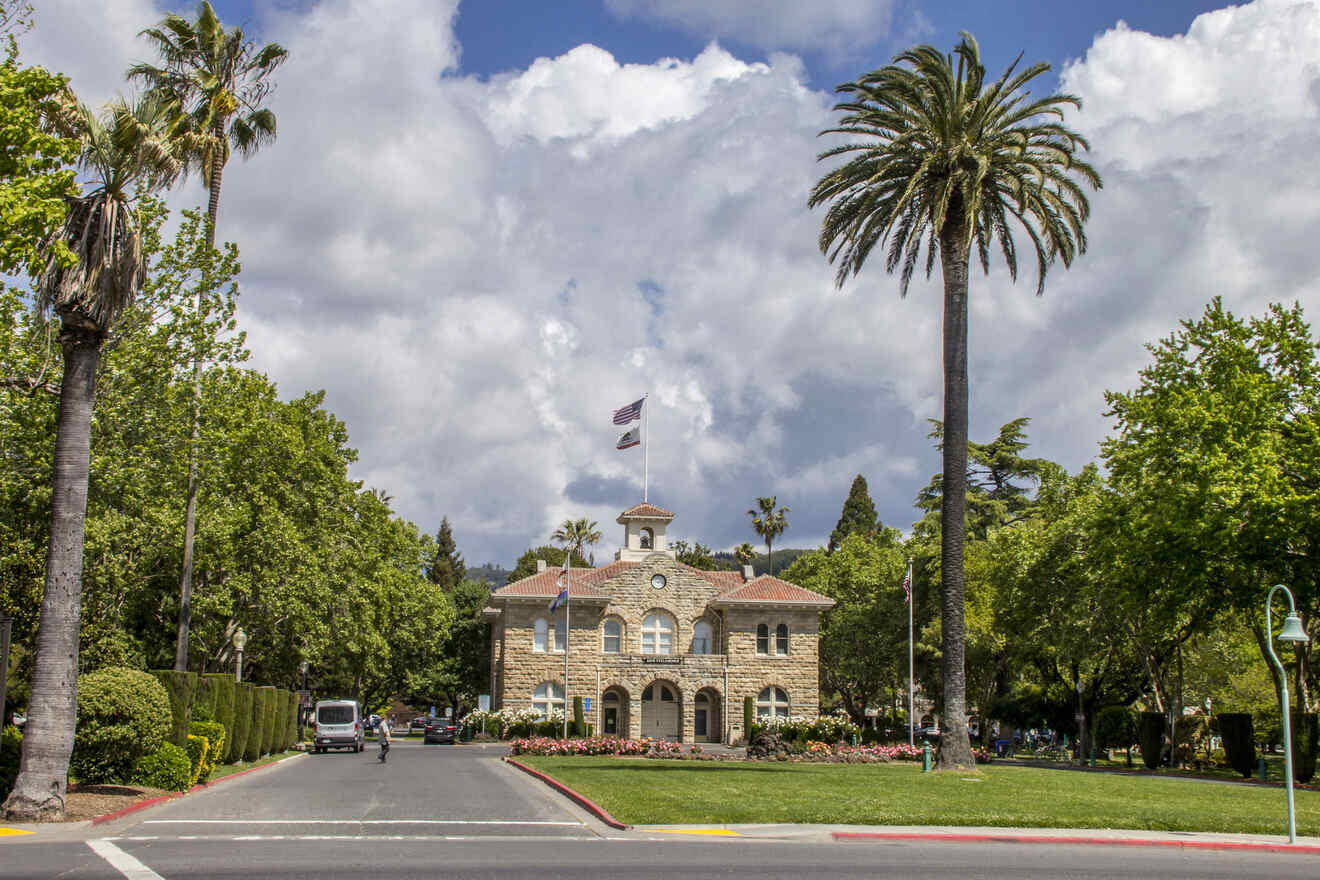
[509,735,695,758]
[758,713,861,745]
[463,707,558,739]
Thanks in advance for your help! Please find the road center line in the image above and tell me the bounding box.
[87,839,166,880]
[140,819,581,826]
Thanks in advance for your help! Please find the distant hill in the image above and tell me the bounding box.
[466,564,511,588]
[711,548,813,578]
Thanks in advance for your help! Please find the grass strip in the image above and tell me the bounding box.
[518,757,1320,835]
[208,750,295,781]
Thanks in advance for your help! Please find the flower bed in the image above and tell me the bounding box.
[507,735,992,764]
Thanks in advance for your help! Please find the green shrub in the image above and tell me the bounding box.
[184,734,207,786]
[203,674,236,758]
[1219,713,1255,777]
[71,667,172,784]
[1174,715,1209,764]
[151,670,198,748]
[1138,711,1165,770]
[258,687,278,756]
[1095,706,1137,752]
[246,688,267,761]
[573,696,585,737]
[190,721,226,781]
[1,725,21,799]
[230,683,253,763]
[743,696,754,742]
[533,719,559,737]
[1292,713,1318,784]
[283,691,298,750]
[131,741,191,792]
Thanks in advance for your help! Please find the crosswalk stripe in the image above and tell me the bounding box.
[87,839,166,880]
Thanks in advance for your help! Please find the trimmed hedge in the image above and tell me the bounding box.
[151,670,198,748]
[1,725,21,799]
[71,667,172,784]
[132,741,191,792]
[1139,711,1165,770]
[573,696,585,737]
[246,688,267,760]
[230,683,253,763]
[203,674,236,758]
[190,720,226,781]
[1292,713,1318,784]
[259,687,279,756]
[284,690,298,750]
[1219,712,1255,778]
[743,696,754,743]
[184,734,206,785]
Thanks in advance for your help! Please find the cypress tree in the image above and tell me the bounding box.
[425,516,465,590]
[828,475,879,552]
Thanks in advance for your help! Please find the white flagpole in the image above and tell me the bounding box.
[643,392,649,503]
[563,559,571,739]
[907,557,915,748]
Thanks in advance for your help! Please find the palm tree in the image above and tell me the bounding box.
[128,1,287,671]
[809,33,1100,769]
[2,95,179,821]
[552,517,602,564]
[733,542,757,568]
[747,497,789,576]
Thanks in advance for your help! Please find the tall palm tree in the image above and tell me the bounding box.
[128,1,287,671]
[2,95,179,821]
[552,517,602,564]
[734,542,757,568]
[747,497,789,575]
[809,33,1100,769]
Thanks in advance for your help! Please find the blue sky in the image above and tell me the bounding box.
[19,1,1320,567]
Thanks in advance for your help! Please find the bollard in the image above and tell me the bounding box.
[1258,755,1268,781]
[922,740,933,772]
[851,733,858,747]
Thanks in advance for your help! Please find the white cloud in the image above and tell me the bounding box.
[18,0,1320,567]
[605,0,901,54]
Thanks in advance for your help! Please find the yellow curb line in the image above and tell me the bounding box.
[0,827,34,836]
[649,829,740,836]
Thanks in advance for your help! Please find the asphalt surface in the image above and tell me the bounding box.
[1,740,1317,879]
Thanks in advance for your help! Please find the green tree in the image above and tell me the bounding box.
[506,545,590,583]
[809,34,1101,768]
[425,516,465,591]
[3,94,179,822]
[670,539,715,569]
[828,474,878,552]
[551,517,601,562]
[733,543,756,567]
[747,496,789,575]
[128,0,288,671]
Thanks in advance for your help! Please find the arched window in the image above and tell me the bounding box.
[756,623,769,655]
[640,527,654,550]
[534,618,548,652]
[642,683,675,701]
[641,612,674,655]
[756,686,790,719]
[553,618,566,653]
[602,619,622,654]
[775,623,789,656]
[691,620,712,655]
[532,681,564,719]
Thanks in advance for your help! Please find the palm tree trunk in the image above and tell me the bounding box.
[2,319,103,821]
[174,153,224,670]
[936,217,975,770]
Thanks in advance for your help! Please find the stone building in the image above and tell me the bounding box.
[484,503,834,743]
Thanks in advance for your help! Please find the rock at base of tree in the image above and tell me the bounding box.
[746,732,789,759]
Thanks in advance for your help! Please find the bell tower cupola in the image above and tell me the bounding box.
[615,503,676,562]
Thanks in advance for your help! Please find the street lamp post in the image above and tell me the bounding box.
[1263,584,1310,844]
[233,627,247,683]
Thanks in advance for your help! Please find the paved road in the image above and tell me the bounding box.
[2,741,1317,879]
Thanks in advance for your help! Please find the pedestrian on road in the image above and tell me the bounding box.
[378,716,392,763]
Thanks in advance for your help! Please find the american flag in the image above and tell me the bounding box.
[613,397,644,425]
[901,569,911,604]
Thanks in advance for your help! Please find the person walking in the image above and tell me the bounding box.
[377,716,392,763]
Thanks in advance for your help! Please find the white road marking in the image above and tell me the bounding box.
[115,834,599,843]
[87,839,166,880]
[141,819,581,826]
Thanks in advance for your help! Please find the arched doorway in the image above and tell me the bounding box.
[601,687,629,736]
[693,688,721,743]
[641,681,680,740]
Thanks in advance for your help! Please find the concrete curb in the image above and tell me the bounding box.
[502,757,630,830]
[832,831,1320,855]
[90,752,305,826]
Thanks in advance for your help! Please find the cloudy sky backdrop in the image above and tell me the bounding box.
[15,0,1320,567]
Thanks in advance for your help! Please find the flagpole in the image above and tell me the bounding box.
[563,558,571,739]
[643,392,649,503]
[907,557,915,748]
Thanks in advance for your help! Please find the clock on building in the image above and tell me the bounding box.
[650,573,667,589]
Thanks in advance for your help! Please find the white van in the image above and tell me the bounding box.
[312,700,365,753]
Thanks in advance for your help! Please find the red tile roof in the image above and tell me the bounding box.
[617,502,675,520]
[708,575,835,608]
[677,563,747,593]
[491,560,635,601]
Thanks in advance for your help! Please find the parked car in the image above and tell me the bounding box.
[312,700,365,753]
[424,718,457,744]
[409,716,430,733]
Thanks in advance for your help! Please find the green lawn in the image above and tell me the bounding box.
[517,757,1320,835]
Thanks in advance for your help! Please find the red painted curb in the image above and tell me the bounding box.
[832,831,1320,855]
[503,757,630,830]
[90,752,304,825]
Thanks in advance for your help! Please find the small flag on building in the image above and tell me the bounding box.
[616,425,642,450]
[549,585,568,613]
[901,569,911,604]
[613,397,644,425]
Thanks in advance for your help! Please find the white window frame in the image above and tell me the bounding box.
[691,620,712,655]
[641,612,675,655]
[775,623,789,656]
[756,623,769,655]
[533,618,548,653]
[552,618,565,653]
[756,686,790,719]
[532,681,564,719]
[603,618,622,654]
